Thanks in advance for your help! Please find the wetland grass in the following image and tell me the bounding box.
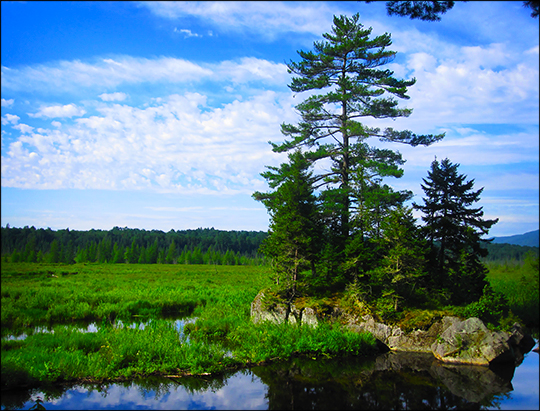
[1,263,377,390]
[484,253,539,329]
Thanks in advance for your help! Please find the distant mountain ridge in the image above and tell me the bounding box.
[491,229,539,247]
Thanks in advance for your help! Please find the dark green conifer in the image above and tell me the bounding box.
[414,158,498,303]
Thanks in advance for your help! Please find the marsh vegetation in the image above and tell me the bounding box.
[1,258,537,392]
[1,263,378,391]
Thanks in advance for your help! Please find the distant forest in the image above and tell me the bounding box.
[1,225,538,266]
[480,242,539,264]
[1,225,267,265]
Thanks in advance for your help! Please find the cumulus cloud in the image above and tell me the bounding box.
[1,91,293,192]
[1,98,14,107]
[1,113,20,125]
[12,123,34,134]
[30,104,86,119]
[360,41,539,133]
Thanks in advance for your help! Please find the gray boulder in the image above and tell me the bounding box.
[250,290,319,326]
[346,314,440,353]
[431,317,512,365]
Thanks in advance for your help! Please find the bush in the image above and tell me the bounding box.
[456,284,512,329]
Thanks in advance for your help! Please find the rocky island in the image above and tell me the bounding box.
[251,290,536,366]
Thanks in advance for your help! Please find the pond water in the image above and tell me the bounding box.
[2,342,538,410]
[2,317,197,342]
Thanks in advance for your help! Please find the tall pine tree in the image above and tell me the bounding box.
[269,14,444,277]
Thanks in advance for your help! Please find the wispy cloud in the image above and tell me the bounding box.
[1,56,288,94]
[139,1,344,39]
[174,28,201,38]
[29,104,86,118]
[99,92,127,102]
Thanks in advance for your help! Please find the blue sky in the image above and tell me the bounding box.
[1,1,538,237]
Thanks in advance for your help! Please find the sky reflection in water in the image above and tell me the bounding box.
[25,371,267,410]
[5,342,539,410]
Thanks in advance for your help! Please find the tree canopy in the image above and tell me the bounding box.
[255,14,511,321]
[266,13,443,249]
[365,1,539,21]
[414,158,499,304]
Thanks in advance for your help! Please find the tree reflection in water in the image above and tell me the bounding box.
[1,351,526,410]
[252,352,513,410]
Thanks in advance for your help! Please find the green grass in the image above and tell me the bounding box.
[1,262,377,390]
[484,253,539,329]
[5,256,534,391]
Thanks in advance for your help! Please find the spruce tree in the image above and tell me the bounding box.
[414,158,498,303]
[254,150,323,297]
[166,240,177,264]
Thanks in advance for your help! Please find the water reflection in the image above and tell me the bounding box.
[1,372,267,410]
[1,318,196,342]
[3,349,538,410]
[254,352,515,409]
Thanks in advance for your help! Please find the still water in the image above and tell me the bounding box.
[2,344,538,410]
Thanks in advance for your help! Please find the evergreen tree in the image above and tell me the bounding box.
[138,246,147,264]
[367,206,428,310]
[369,1,539,21]
[11,249,21,263]
[269,14,443,278]
[74,246,87,263]
[48,239,60,263]
[414,158,498,304]
[157,249,165,264]
[192,247,204,265]
[166,240,177,264]
[147,239,159,264]
[112,242,124,263]
[88,241,98,263]
[255,150,323,296]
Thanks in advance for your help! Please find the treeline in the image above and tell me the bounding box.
[1,225,268,265]
[481,242,539,264]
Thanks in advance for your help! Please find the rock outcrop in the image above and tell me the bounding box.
[250,290,535,366]
[430,317,512,365]
[250,290,319,326]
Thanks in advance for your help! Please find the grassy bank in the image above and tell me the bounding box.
[1,263,377,390]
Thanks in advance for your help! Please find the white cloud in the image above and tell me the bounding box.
[99,92,127,101]
[12,123,34,134]
[215,57,288,85]
[1,55,288,94]
[1,113,20,125]
[1,98,14,107]
[30,104,86,119]
[479,173,539,191]
[526,45,539,55]
[1,91,293,192]
[174,28,201,38]
[1,57,213,92]
[367,42,540,131]
[140,1,344,39]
